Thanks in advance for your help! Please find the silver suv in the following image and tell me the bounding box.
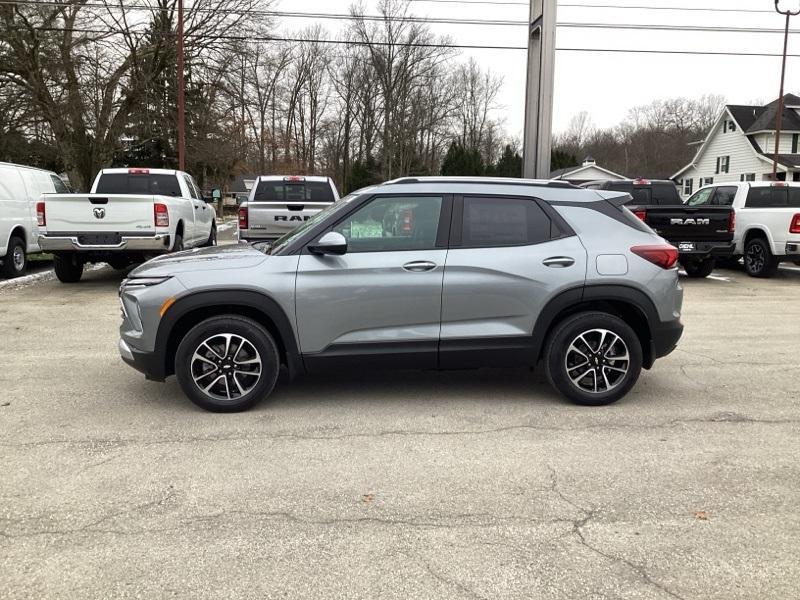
[119,177,684,412]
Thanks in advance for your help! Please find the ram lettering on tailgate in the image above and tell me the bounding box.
[670,217,710,226]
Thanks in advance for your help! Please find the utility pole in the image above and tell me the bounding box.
[177,0,186,171]
[772,1,800,180]
[522,0,557,179]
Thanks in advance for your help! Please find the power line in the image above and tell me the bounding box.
[31,26,800,58]
[5,1,798,35]
[410,0,775,12]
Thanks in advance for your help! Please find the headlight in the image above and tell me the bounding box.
[121,276,172,290]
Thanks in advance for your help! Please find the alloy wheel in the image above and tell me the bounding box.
[12,246,24,271]
[564,328,630,394]
[190,333,262,401]
[746,243,764,273]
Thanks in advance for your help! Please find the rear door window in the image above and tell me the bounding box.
[95,173,182,196]
[253,180,335,203]
[711,186,737,206]
[460,196,551,247]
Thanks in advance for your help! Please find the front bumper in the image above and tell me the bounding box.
[119,338,166,381]
[39,234,170,252]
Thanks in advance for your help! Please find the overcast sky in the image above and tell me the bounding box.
[278,0,800,139]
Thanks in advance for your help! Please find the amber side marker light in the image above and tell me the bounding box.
[159,297,176,317]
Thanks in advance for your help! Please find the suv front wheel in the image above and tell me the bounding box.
[175,315,280,412]
[545,312,643,406]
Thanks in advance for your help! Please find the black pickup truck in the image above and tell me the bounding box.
[582,179,735,278]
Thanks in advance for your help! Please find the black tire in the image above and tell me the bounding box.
[544,312,643,406]
[107,257,131,270]
[175,315,280,412]
[744,237,779,278]
[53,254,84,283]
[172,233,184,252]
[794,260,800,267]
[682,258,715,278]
[1,236,27,278]
[202,224,217,247]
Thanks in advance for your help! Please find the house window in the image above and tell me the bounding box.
[701,177,714,187]
[723,122,727,133]
[793,134,799,154]
[684,178,693,195]
[729,120,736,132]
[740,173,756,182]
[721,156,730,173]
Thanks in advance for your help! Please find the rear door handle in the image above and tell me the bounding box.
[543,256,575,268]
[402,260,437,272]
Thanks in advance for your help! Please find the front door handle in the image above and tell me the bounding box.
[543,256,575,268]
[403,260,437,272]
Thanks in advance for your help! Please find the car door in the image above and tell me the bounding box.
[181,174,202,244]
[295,194,451,370]
[439,194,588,369]
[189,175,213,237]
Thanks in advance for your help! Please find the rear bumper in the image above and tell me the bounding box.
[786,242,800,257]
[651,318,684,360]
[119,338,166,382]
[39,234,170,252]
[675,241,735,259]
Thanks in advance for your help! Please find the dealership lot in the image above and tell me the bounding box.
[1,257,799,599]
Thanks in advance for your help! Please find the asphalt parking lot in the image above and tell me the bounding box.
[1,243,799,599]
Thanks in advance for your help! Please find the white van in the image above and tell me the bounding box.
[0,162,70,278]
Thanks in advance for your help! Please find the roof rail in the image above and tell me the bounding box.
[388,177,578,189]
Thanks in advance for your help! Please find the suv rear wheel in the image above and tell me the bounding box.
[744,237,779,278]
[175,315,280,412]
[545,312,643,406]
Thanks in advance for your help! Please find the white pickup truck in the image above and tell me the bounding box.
[684,181,800,277]
[38,168,217,282]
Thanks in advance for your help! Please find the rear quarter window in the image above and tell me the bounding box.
[745,187,788,208]
[95,173,182,196]
[253,180,335,202]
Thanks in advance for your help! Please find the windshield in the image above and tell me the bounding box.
[269,192,363,255]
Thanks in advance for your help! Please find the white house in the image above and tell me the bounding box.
[549,156,626,184]
[672,94,800,199]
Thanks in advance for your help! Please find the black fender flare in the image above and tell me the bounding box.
[531,284,660,367]
[153,289,302,380]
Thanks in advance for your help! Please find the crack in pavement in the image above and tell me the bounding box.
[546,465,687,600]
[1,415,798,450]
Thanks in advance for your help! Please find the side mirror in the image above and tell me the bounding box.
[249,240,272,253]
[308,231,347,256]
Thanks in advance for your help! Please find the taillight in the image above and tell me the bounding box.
[632,209,647,221]
[631,244,678,269]
[154,203,169,227]
[728,210,736,232]
[238,206,248,229]
[129,168,150,175]
[790,213,800,234]
[36,201,46,226]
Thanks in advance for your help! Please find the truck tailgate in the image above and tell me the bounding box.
[44,194,157,233]
[635,205,734,243]
[247,201,331,232]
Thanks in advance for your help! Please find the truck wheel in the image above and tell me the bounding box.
[175,315,280,412]
[202,224,217,247]
[53,255,84,283]
[682,258,714,278]
[1,236,27,278]
[544,312,643,407]
[744,237,779,278]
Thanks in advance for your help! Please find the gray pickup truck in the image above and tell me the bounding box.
[238,176,339,242]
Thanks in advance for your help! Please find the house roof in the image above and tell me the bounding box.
[746,94,800,133]
[727,104,761,131]
[549,163,626,181]
[758,153,800,169]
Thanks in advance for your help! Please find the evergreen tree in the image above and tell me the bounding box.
[440,141,484,176]
[491,145,522,177]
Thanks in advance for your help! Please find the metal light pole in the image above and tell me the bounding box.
[522,0,557,179]
[177,0,186,171]
[772,0,800,180]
